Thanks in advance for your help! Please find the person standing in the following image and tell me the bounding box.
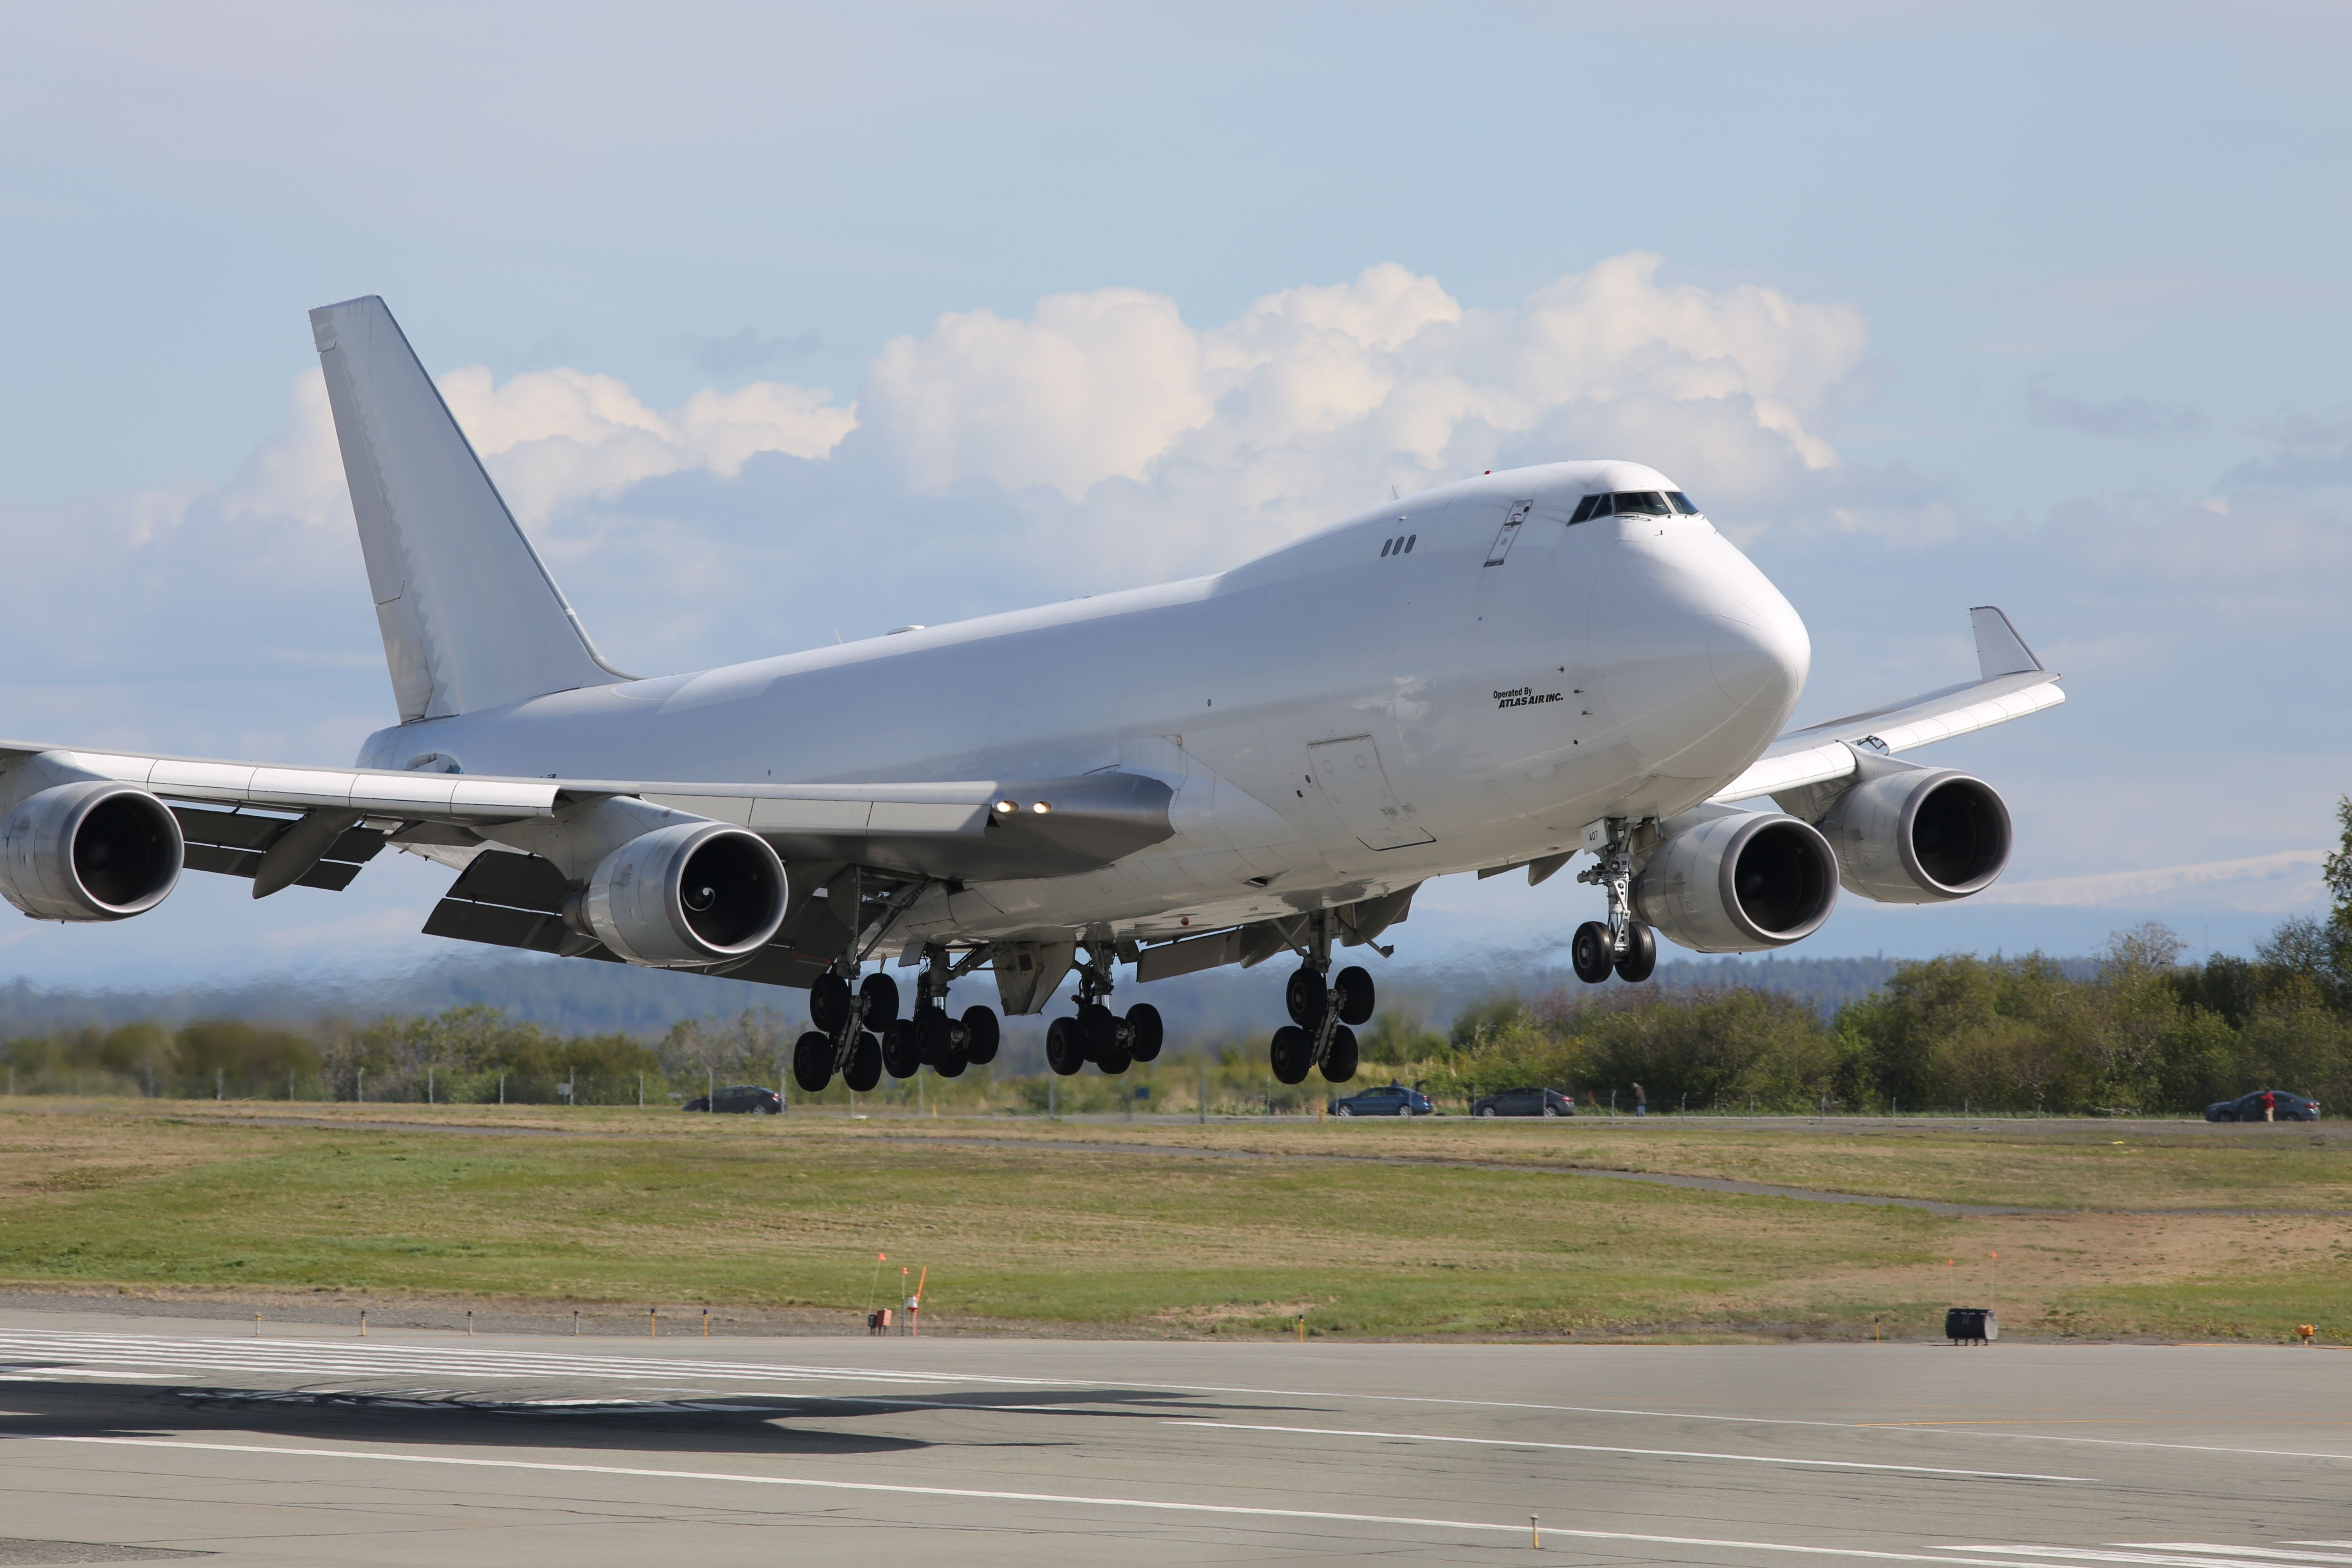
[2263,1089,2276,1123]
[1632,1082,1646,1118]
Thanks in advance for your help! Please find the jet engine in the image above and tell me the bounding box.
[1817,767,2011,904]
[1630,808,1838,953]
[575,820,788,967]
[0,781,185,922]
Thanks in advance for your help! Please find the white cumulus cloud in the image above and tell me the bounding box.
[856,255,1870,579]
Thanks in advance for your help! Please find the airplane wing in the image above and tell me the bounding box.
[1710,606,2063,804]
[0,741,1172,891]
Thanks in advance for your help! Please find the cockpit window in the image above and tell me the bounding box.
[1569,494,1603,523]
[1613,491,1670,516]
[1666,491,1699,515]
[1571,490,1695,523]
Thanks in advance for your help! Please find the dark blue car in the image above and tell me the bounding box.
[683,1085,784,1114]
[2204,1089,2320,1123]
[1328,1083,1435,1117]
[1470,1086,1575,1118]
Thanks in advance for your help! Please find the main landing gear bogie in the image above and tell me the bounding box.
[791,956,1000,1096]
[1046,1000,1163,1077]
[1266,908,1377,1088]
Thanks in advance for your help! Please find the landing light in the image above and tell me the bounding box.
[1032,801,1052,815]
[994,800,1018,815]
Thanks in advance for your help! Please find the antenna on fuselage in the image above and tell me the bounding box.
[1390,484,1400,500]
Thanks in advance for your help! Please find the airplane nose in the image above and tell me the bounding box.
[1707,601,1809,716]
[1591,524,1810,780]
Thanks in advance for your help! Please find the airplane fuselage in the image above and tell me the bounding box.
[356,460,1810,945]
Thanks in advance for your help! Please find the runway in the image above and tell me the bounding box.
[0,1310,2344,1565]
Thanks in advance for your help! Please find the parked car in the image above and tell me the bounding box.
[2204,1089,2320,1123]
[1470,1086,1575,1118]
[1328,1083,1436,1117]
[682,1085,784,1114]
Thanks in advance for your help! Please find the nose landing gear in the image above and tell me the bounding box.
[1572,820,1659,984]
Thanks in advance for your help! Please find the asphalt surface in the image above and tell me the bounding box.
[0,1308,2344,1565]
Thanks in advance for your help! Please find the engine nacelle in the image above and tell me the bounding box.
[1630,809,1838,953]
[0,781,185,922]
[1818,767,2011,904]
[577,821,788,967]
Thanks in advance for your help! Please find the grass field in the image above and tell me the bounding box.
[2,1099,2346,1343]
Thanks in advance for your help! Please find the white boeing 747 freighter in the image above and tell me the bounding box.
[0,297,2062,1093]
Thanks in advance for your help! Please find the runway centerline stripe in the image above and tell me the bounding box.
[1160,1421,2090,1482]
[5,1435,2138,1563]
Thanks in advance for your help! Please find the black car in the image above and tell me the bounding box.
[1328,1083,1436,1117]
[2204,1089,2321,1123]
[1470,1086,1575,1118]
[683,1085,784,1114]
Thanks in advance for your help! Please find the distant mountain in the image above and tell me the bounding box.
[0,945,2083,1051]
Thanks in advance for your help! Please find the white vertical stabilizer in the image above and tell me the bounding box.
[310,295,628,722]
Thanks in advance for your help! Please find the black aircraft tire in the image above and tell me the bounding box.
[1614,923,1658,984]
[933,1036,969,1078]
[1079,1001,1120,1061]
[914,1006,951,1067]
[844,1032,883,1093]
[881,1018,921,1080]
[1125,1002,1163,1062]
[1333,966,1375,1026]
[962,1006,1000,1065]
[1097,1045,1131,1076]
[1571,921,1615,984]
[859,971,900,1026]
[1045,1017,1085,1076]
[1270,1025,1312,1085]
[791,1032,833,1094]
[1285,967,1328,1028]
[809,973,851,1034]
[1319,1025,1359,1083]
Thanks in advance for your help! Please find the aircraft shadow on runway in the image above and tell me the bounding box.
[0,1376,1258,1457]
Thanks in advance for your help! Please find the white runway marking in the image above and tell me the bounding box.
[7,1330,2349,1466]
[2118,1550,2352,1565]
[1161,1420,2092,1482]
[1938,1551,2335,1568]
[0,1436,2141,1563]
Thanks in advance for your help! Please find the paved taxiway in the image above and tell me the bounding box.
[0,1309,2344,1566]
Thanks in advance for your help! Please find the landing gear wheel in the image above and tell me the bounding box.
[1571,921,1615,984]
[1097,1043,1131,1076]
[914,1006,951,1067]
[1125,1002,1163,1062]
[961,1005,1000,1066]
[933,1030,969,1079]
[1079,1001,1120,1062]
[792,1032,833,1094]
[1613,922,1657,984]
[1285,967,1328,1027]
[1045,1017,1085,1076]
[1270,1025,1312,1085]
[810,973,852,1033]
[1319,1024,1359,1083]
[881,1018,920,1079]
[844,1031,883,1093]
[1332,966,1375,1026]
[860,971,900,1026]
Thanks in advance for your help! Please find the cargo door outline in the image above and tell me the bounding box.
[1483,499,1534,567]
[1306,735,1435,851]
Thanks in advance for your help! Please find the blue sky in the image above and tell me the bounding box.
[2,2,2348,987]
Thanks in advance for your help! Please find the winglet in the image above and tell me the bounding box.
[1969,606,2042,680]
